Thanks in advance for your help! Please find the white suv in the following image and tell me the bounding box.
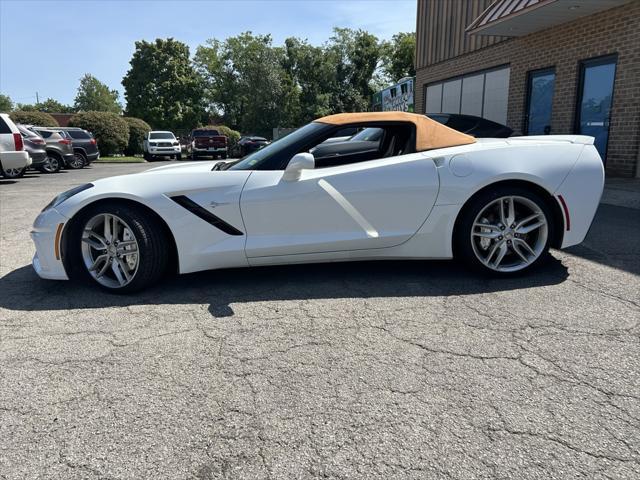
[143,131,182,161]
[0,114,31,178]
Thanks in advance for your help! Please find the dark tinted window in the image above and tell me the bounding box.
[0,118,11,134]
[67,130,92,139]
[35,130,53,138]
[193,130,219,137]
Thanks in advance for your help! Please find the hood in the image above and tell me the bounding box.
[143,160,221,173]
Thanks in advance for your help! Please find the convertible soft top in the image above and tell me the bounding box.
[315,111,477,151]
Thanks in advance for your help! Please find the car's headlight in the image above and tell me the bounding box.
[43,183,93,212]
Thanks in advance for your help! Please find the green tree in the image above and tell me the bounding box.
[0,94,13,113]
[123,38,205,132]
[74,74,122,113]
[380,32,416,83]
[69,111,129,155]
[323,28,382,113]
[195,32,291,136]
[123,117,151,155]
[9,110,59,127]
[36,98,75,113]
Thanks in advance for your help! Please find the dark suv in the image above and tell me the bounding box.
[58,127,100,166]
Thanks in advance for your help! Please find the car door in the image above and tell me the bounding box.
[240,152,439,258]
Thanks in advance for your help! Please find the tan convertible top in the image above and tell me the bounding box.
[315,111,476,151]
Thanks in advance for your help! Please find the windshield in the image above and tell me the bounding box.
[193,130,219,137]
[149,132,175,140]
[229,122,328,170]
[350,127,383,142]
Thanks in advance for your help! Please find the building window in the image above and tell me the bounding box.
[425,66,511,124]
[575,54,617,162]
[525,68,556,135]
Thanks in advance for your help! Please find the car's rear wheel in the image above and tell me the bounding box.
[68,153,85,169]
[1,166,26,179]
[455,186,554,275]
[66,203,169,292]
[39,154,61,173]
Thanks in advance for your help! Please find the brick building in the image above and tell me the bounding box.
[415,0,640,177]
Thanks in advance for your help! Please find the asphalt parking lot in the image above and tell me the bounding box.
[1,163,639,479]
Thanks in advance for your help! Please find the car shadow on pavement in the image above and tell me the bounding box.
[0,258,569,317]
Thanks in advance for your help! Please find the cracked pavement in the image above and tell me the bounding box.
[1,164,639,479]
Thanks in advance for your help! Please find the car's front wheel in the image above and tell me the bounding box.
[455,186,554,275]
[66,203,169,292]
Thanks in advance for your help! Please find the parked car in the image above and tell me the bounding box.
[58,127,100,166]
[31,111,604,293]
[143,131,181,161]
[16,125,53,175]
[231,136,270,157]
[0,114,31,179]
[427,113,513,138]
[28,127,79,170]
[187,128,227,160]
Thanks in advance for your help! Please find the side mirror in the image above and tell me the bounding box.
[283,152,314,181]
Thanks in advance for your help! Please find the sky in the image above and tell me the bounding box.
[0,0,416,107]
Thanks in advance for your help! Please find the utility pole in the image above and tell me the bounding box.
[36,92,39,104]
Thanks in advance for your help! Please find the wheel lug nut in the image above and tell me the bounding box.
[498,235,503,240]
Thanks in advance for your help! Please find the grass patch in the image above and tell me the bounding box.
[95,156,146,163]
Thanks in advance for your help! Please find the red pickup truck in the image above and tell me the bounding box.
[188,128,228,160]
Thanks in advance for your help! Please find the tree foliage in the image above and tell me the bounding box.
[69,111,129,155]
[74,74,122,113]
[35,98,75,113]
[194,33,292,137]
[0,94,13,113]
[123,38,205,132]
[9,110,59,127]
[380,32,416,83]
[123,117,151,155]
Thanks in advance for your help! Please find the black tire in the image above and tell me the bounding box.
[143,152,154,162]
[40,154,62,173]
[68,152,86,169]
[192,153,199,160]
[0,166,26,178]
[221,152,227,159]
[176,154,182,161]
[454,185,555,276]
[65,202,170,293]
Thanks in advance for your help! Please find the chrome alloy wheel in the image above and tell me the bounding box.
[81,213,139,288]
[2,167,25,178]
[471,196,548,273]
[42,156,60,173]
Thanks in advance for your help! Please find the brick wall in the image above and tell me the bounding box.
[415,1,640,177]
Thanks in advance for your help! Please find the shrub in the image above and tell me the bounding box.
[198,125,241,149]
[123,117,151,155]
[9,110,59,127]
[69,111,129,155]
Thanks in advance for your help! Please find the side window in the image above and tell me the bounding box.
[309,123,415,169]
[0,118,11,134]
[37,130,53,138]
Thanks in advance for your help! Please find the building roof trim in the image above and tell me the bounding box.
[467,0,633,37]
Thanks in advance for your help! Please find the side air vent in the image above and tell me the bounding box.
[170,195,244,236]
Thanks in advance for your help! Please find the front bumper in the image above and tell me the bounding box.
[149,146,181,155]
[31,207,69,280]
[0,151,31,170]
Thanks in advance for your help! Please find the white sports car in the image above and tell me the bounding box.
[31,112,604,292]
